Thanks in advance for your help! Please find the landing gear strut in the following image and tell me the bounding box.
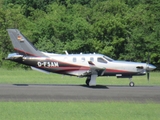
[129,78,134,87]
[85,75,97,86]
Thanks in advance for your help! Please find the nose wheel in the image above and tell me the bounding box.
[129,81,135,87]
[129,78,135,87]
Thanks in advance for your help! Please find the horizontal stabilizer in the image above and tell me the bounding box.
[31,66,50,74]
[6,53,23,61]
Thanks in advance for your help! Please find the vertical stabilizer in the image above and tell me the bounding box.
[7,29,46,57]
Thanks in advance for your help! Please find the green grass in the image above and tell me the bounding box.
[0,102,160,120]
[0,68,160,120]
[0,68,160,86]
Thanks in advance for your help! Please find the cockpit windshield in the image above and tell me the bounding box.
[103,56,114,62]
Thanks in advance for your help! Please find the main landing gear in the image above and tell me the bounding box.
[85,75,97,86]
[129,78,135,87]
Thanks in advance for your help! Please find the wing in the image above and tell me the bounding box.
[80,61,106,76]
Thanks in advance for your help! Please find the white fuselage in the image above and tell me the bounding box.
[41,52,153,77]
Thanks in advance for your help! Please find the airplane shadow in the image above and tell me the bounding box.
[13,84,156,88]
[13,84,109,89]
[80,85,109,89]
[13,84,29,86]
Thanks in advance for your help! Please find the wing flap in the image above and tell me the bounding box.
[31,67,50,74]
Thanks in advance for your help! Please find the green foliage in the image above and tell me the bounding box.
[0,0,160,68]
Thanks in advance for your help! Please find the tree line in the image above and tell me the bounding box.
[0,0,160,69]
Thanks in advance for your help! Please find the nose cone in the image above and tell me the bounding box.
[147,64,156,71]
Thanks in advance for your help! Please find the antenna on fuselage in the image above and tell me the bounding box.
[64,50,69,55]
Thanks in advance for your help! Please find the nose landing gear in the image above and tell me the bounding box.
[129,78,135,87]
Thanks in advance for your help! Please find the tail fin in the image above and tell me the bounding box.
[7,29,46,57]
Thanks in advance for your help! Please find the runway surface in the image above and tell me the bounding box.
[0,84,160,102]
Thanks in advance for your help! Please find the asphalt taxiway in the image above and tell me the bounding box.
[0,84,160,102]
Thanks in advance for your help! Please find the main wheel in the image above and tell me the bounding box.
[129,82,135,87]
[86,77,90,86]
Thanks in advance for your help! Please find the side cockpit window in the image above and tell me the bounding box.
[103,56,114,62]
[90,57,94,62]
[97,57,107,63]
[73,57,77,62]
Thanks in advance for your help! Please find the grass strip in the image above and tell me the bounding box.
[0,102,160,120]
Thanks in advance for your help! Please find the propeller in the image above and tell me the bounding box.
[147,72,150,81]
[146,53,150,82]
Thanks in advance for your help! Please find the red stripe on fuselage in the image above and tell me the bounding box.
[106,68,134,73]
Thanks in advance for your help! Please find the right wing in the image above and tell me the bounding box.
[80,61,106,76]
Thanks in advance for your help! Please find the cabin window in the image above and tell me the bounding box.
[81,57,85,62]
[97,57,107,63]
[90,57,94,62]
[73,57,77,62]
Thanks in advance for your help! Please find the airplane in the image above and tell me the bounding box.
[6,29,156,87]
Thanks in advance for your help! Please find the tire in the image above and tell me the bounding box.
[129,82,134,87]
[86,78,90,86]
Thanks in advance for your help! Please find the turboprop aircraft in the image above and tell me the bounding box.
[6,29,156,87]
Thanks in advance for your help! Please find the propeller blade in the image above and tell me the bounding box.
[146,52,150,82]
[147,72,150,82]
[147,53,150,64]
